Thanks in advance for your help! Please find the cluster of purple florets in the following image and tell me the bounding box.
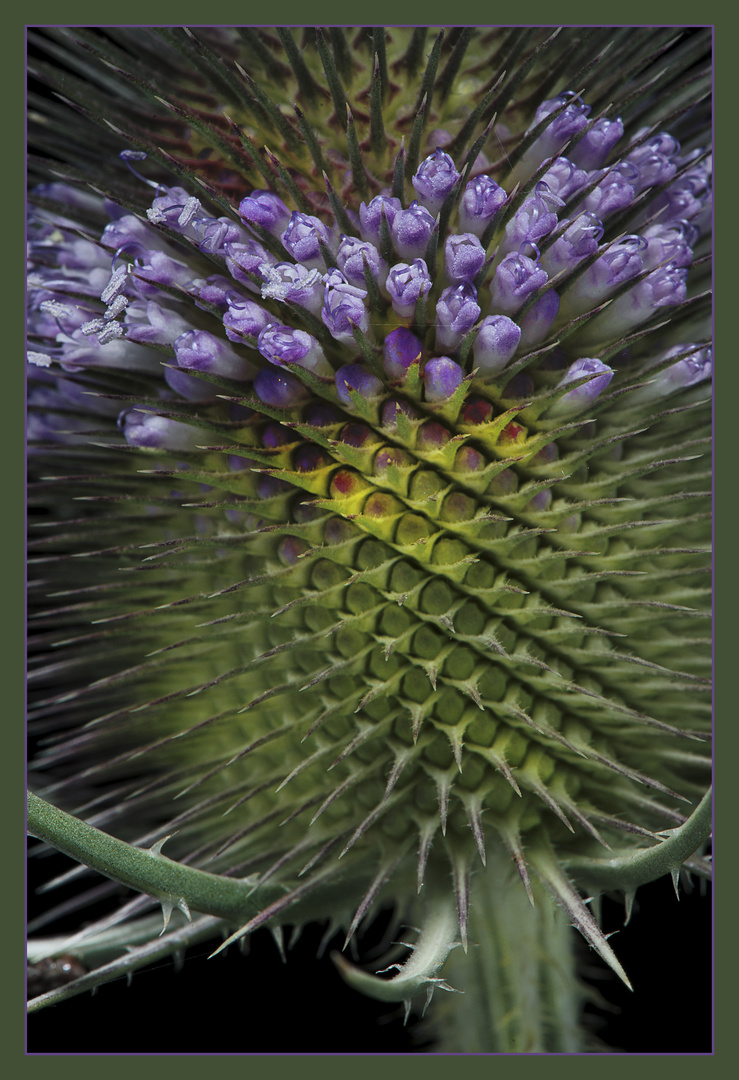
[27,92,712,452]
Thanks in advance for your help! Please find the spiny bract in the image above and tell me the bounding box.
[27,26,712,1052]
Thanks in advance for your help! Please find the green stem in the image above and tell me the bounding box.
[27,790,286,924]
[427,850,583,1052]
[564,787,712,892]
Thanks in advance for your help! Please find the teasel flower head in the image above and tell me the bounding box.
[27,26,712,1053]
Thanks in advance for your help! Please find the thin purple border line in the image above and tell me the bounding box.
[24,23,717,1054]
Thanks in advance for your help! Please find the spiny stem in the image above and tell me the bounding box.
[27,790,286,925]
[565,786,712,892]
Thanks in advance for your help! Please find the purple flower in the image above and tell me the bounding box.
[101,214,154,255]
[238,190,292,236]
[472,315,522,374]
[444,233,486,284]
[254,366,311,408]
[335,363,384,406]
[518,288,560,349]
[391,202,436,260]
[539,157,589,201]
[195,216,249,256]
[626,130,681,193]
[489,249,549,315]
[412,148,461,215]
[173,329,256,381]
[578,263,688,342]
[512,92,591,182]
[335,235,388,292]
[383,327,424,381]
[501,182,564,256]
[458,176,507,236]
[281,211,334,269]
[321,270,370,344]
[223,296,272,344]
[33,181,106,219]
[118,407,201,451]
[562,235,646,315]
[640,222,696,271]
[259,262,325,315]
[570,116,624,171]
[583,162,638,219]
[124,299,192,345]
[129,250,195,301]
[539,212,605,276]
[636,343,712,402]
[386,259,433,319]
[651,151,712,226]
[424,356,464,402]
[548,357,614,417]
[146,186,201,235]
[188,275,243,313]
[257,323,332,376]
[358,196,402,245]
[225,239,277,291]
[435,283,481,352]
[56,326,158,375]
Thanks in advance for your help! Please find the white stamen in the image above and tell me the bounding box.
[97,322,125,344]
[81,319,106,336]
[27,351,53,367]
[104,295,129,319]
[100,265,128,304]
[146,206,168,225]
[39,300,75,320]
[178,196,201,227]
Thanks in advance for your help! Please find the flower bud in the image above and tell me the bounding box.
[412,148,461,215]
[458,176,507,236]
[489,248,548,315]
[383,327,424,381]
[281,211,334,269]
[174,329,256,380]
[435,283,481,352]
[424,357,464,401]
[391,202,435,260]
[335,363,384,406]
[336,235,389,292]
[358,195,402,244]
[570,116,624,170]
[444,233,486,284]
[472,315,522,374]
[118,408,200,451]
[547,357,614,417]
[238,190,292,236]
[386,259,433,319]
[257,323,332,376]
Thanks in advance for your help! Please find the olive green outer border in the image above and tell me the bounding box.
[13,2,728,1078]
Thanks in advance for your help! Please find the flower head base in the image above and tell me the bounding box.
[27,26,712,1053]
